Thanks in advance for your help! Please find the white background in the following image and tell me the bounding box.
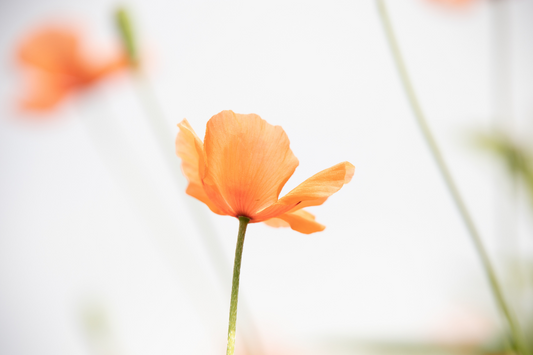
[1,0,532,354]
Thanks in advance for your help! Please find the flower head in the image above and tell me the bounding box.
[176,110,354,234]
[17,26,129,111]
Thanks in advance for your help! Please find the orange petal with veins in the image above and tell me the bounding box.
[253,162,354,222]
[176,119,227,215]
[264,209,325,234]
[202,110,299,219]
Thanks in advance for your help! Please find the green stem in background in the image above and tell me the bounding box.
[489,0,522,323]
[227,216,250,355]
[375,1,528,354]
[115,7,139,68]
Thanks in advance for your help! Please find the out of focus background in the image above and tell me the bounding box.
[1,0,533,354]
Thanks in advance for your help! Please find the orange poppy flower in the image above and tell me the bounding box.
[17,26,129,111]
[176,110,354,234]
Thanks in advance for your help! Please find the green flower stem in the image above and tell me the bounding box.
[227,216,250,355]
[375,1,528,354]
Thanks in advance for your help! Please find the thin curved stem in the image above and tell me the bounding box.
[375,1,528,354]
[226,216,250,355]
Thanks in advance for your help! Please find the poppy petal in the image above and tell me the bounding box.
[253,161,354,222]
[18,27,81,76]
[265,209,325,234]
[20,72,71,111]
[82,55,129,84]
[203,110,299,218]
[262,217,290,228]
[176,119,227,215]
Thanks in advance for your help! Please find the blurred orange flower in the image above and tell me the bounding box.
[428,0,475,7]
[17,26,129,111]
[176,110,354,234]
